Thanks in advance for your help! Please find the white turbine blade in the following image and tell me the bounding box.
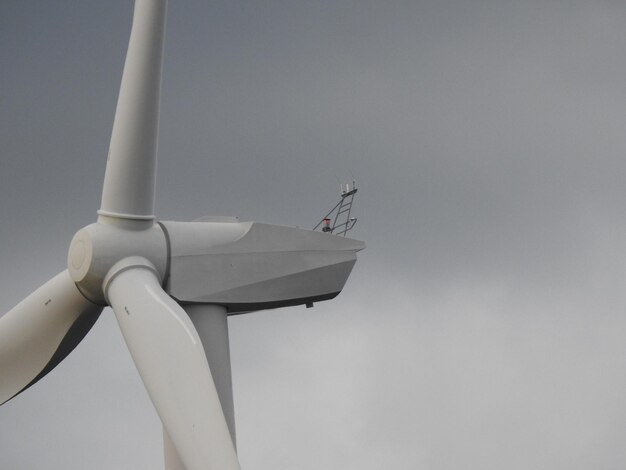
[0,271,102,405]
[106,266,240,470]
[163,426,186,470]
[185,304,237,448]
[98,0,167,222]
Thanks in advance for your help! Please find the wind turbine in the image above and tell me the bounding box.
[0,1,363,469]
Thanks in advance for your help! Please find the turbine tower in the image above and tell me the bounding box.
[0,1,364,469]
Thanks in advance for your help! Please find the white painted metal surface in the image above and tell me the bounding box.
[164,427,186,470]
[186,304,237,446]
[163,221,364,311]
[99,0,166,223]
[164,304,238,469]
[0,271,102,404]
[68,222,167,304]
[107,262,240,470]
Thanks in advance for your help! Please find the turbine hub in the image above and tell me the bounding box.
[67,222,168,304]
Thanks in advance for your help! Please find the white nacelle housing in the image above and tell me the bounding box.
[160,220,365,314]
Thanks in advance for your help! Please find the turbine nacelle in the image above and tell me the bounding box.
[162,220,365,313]
[67,218,364,313]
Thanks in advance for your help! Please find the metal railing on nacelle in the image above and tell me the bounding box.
[313,181,358,237]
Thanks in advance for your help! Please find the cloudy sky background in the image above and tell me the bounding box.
[2,0,626,468]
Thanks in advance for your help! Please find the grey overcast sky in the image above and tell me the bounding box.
[2,0,626,468]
